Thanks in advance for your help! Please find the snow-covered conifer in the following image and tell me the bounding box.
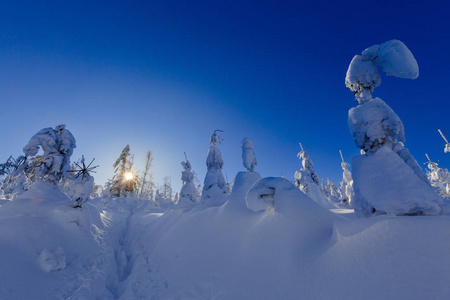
[241,138,257,172]
[294,143,334,209]
[346,40,442,216]
[110,145,137,197]
[424,154,450,199]
[339,150,354,206]
[201,130,227,203]
[22,124,76,183]
[179,153,198,203]
[322,178,341,205]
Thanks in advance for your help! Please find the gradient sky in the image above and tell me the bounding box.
[1,0,449,193]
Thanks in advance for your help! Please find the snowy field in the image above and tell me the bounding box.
[1,180,450,300]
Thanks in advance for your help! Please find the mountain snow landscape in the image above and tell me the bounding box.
[1,1,450,299]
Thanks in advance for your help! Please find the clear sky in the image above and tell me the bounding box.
[1,0,449,193]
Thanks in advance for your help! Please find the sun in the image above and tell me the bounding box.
[124,172,134,181]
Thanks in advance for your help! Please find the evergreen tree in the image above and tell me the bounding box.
[201,130,227,203]
[339,150,354,206]
[110,145,137,197]
[424,154,450,199]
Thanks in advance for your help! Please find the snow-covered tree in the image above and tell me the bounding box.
[22,124,76,183]
[424,154,450,199]
[179,153,198,203]
[294,143,334,208]
[322,178,340,204]
[241,138,257,172]
[110,145,137,197]
[346,40,442,216]
[201,130,227,203]
[339,150,354,206]
[439,129,450,153]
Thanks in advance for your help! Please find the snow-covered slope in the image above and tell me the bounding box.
[1,181,450,299]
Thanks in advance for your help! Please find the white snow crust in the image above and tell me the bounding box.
[352,146,443,216]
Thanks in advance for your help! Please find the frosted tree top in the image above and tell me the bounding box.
[345,39,419,103]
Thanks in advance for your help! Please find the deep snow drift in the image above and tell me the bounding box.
[1,179,450,300]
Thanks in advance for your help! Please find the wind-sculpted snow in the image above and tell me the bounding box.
[352,146,443,216]
[362,39,419,79]
[346,39,419,103]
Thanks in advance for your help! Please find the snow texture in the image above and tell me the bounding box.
[352,145,443,216]
[241,138,257,172]
[38,247,67,272]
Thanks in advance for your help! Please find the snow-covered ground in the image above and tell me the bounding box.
[1,180,450,300]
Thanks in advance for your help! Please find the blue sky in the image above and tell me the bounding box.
[1,0,449,192]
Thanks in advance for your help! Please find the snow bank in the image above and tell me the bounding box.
[352,146,443,216]
[0,181,115,299]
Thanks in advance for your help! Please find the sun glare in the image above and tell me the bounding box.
[124,172,134,181]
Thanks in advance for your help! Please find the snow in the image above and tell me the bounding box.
[1,179,450,299]
[362,39,419,79]
[241,138,257,172]
[348,98,405,152]
[346,39,419,103]
[352,145,443,216]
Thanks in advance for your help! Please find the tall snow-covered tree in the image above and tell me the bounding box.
[424,154,450,199]
[322,178,341,204]
[110,145,137,197]
[22,124,76,183]
[294,143,334,209]
[346,40,442,216]
[201,130,227,203]
[241,138,257,172]
[179,153,198,203]
[339,150,354,206]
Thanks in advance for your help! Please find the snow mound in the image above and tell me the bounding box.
[352,146,443,216]
[38,247,66,272]
[0,181,114,299]
[226,171,261,212]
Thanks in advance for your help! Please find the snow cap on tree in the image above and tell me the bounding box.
[346,40,419,104]
[241,138,257,172]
